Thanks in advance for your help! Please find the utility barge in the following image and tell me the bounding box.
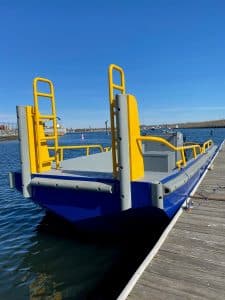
[9,64,219,231]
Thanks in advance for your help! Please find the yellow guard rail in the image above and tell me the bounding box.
[108,64,126,177]
[137,135,210,168]
[202,139,213,153]
[49,144,104,161]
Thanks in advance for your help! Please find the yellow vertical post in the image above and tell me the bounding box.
[33,80,41,172]
[180,149,186,167]
[108,64,126,177]
[26,106,37,173]
[126,95,144,180]
[193,147,197,158]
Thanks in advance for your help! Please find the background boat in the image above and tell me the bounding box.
[44,124,67,136]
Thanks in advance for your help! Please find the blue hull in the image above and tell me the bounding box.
[14,144,219,230]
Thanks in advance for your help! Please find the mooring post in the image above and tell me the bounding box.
[16,106,31,198]
[115,94,132,211]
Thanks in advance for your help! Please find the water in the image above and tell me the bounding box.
[1,129,225,299]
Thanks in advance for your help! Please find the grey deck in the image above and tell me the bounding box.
[44,150,170,181]
[45,151,113,179]
[125,143,225,300]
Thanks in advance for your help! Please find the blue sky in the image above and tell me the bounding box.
[1,0,225,127]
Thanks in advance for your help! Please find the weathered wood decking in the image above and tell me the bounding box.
[120,143,225,300]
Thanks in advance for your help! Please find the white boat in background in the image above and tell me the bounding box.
[45,124,67,136]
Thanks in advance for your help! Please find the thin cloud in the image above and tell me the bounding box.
[146,106,225,113]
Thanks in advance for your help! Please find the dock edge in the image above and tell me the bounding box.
[117,140,224,300]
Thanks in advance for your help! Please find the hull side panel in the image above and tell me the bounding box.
[32,180,153,223]
[12,144,219,227]
[32,184,120,223]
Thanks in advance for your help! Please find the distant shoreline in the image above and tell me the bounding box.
[142,119,225,130]
[1,121,225,141]
[0,135,18,142]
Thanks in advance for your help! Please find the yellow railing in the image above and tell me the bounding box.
[108,64,126,177]
[202,139,213,153]
[137,136,204,168]
[184,141,200,146]
[32,76,111,171]
[33,77,60,171]
[104,146,111,152]
[49,144,105,161]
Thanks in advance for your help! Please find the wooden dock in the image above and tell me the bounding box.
[119,142,225,300]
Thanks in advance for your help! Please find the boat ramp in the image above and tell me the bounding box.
[118,141,225,300]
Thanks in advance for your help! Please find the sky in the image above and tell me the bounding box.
[1,0,225,128]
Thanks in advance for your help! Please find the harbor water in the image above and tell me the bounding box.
[1,129,225,299]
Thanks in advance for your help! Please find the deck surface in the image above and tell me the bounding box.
[126,143,225,300]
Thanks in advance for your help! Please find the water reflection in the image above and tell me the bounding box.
[22,212,168,300]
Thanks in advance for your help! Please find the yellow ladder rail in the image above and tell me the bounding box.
[33,77,59,172]
[108,64,126,177]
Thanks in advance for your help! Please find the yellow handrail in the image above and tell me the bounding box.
[137,136,202,168]
[202,139,213,153]
[184,141,200,146]
[108,64,126,177]
[104,146,111,152]
[49,144,104,161]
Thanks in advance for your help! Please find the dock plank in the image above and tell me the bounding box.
[126,144,225,300]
